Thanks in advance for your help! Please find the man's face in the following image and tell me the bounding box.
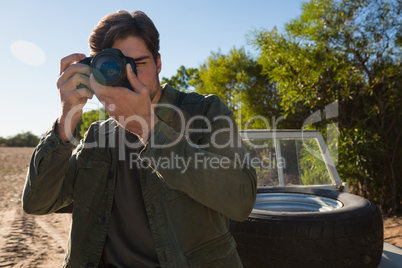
[112,36,162,100]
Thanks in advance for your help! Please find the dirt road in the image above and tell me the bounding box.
[0,148,70,267]
[0,147,401,267]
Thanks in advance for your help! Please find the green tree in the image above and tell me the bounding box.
[189,47,282,129]
[4,132,40,147]
[76,108,110,140]
[161,65,198,92]
[0,136,6,146]
[252,0,402,212]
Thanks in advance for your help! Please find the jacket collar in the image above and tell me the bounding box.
[155,83,180,123]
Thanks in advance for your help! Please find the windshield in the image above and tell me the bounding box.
[243,136,334,187]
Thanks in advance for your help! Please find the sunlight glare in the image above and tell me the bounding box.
[11,40,46,66]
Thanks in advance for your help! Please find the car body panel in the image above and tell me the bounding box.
[379,242,402,268]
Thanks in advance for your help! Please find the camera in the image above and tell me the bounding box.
[79,48,137,91]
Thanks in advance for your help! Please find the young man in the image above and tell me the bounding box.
[22,10,256,267]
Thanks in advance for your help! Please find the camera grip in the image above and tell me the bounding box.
[78,57,93,66]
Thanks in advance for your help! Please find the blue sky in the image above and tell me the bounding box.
[0,0,305,137]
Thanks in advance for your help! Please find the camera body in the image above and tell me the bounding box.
[79,48,137,91]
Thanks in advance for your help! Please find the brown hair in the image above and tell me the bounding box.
[89,10,160,63]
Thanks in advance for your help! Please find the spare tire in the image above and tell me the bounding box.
[230,187,383,268]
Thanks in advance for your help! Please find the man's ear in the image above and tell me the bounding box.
[156,54,162,74]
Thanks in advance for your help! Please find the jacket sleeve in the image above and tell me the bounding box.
[139,95,257,221]
[22,122,78,215]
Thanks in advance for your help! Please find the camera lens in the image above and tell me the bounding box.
[91,49,126,86]
[88,48,135,90]
[94,55,120,81]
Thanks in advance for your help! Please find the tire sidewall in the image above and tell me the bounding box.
[251,187,376,222]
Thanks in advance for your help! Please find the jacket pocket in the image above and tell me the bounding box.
[73,161,109,212]
[185,232,242,268]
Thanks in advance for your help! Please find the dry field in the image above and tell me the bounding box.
[0,147,71,267]
[0,147,401,267]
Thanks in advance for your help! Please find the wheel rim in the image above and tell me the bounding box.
[254,193,343,212]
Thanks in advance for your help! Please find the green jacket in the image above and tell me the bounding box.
[22,84,257,267]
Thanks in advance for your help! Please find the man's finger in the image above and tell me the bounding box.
[126,64,148,94]
[76,87,94,100]
[59,53,86,75]
[89,74,107,94]
[89,74,120,103]
[58,63,91,86]
[58,73,92,94]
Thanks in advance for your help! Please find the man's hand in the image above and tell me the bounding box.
[90,64,159,144]
[55,53,94,142]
